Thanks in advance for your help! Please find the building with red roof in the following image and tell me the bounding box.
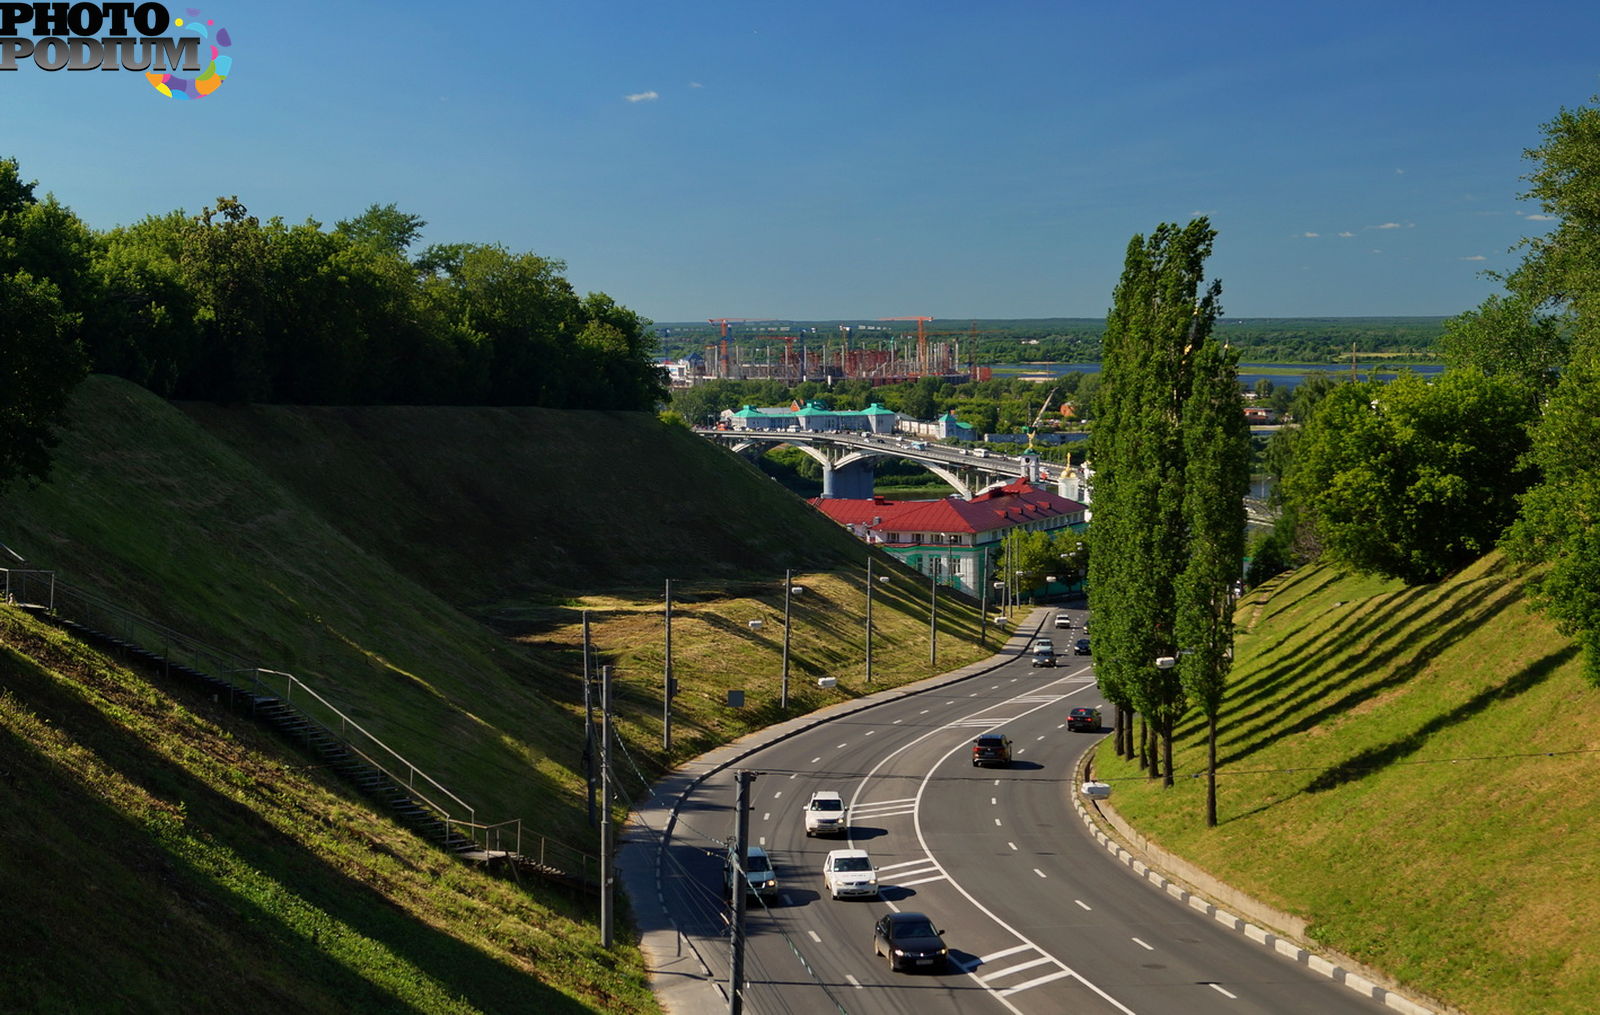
[810,479,1087,596]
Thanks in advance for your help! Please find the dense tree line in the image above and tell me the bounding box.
[0,156,665,438]
[1254,98,1600,685]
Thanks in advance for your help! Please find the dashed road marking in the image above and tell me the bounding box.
[1132,938,1153,951]
[1208,984,1237,999]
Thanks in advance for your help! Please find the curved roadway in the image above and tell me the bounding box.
[641,609,1392,1015]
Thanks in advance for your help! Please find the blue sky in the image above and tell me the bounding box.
[3,1,1598,323]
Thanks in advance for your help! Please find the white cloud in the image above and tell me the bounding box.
[625,91,660,103]
[1300,231,1320,238]
[1395,168,1406,175]
[1526,213,1556,221]
[688,81,703,88]
[1371,222,1404,230]
[1338,231,1354,238]
[1460,255,1487,261]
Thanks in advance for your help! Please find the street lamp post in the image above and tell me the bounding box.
[929,564,938,667]
[781,569,792,710]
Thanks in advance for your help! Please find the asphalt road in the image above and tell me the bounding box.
[652,609,1393,1015]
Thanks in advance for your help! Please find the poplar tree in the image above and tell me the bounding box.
[1089,218,1230,787]
[1177,339,1249,824]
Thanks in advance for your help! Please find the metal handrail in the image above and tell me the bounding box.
[247,667,476,827]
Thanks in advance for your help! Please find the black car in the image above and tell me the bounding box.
[1067,706,1102,732]
[1074,637,1091,655]
[972,733,1012,767]
[873,912,949,972]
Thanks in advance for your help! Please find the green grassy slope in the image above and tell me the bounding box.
[1094,553,1600,1015]
[0,376,989,843]
[0,605,657,1015]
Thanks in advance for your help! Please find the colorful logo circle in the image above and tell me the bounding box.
[147,10,232,100]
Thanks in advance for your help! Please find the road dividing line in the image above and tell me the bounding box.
[1033,868,1048,878]
[808,930,822,943]
[1132,937,1153,951]
[1075,899,1092,911]
[1209,983,1238,999]
[845,974,862,989]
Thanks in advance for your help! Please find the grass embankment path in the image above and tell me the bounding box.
[1094,554,1600,1015]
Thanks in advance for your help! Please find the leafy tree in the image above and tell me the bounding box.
[0,157,89,486]
[334,202,427,256]
[1282,370,1536,583]
[0,271,86,485]
[1176,340,1249,825]
[1089,218,1225,782]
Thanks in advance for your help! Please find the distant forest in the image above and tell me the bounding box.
[655,316,1446,365]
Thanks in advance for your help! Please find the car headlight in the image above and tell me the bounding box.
[893,949,906,957]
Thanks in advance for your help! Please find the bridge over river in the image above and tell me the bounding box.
[695,428,1071,500]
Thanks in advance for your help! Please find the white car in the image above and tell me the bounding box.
[1031,637,1054,654]
[823,849,879,899]
[803,790,847,836]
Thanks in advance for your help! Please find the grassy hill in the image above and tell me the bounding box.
[1094,553,1599,1015]
[0,604,656,1014]
[0,375,993,1010]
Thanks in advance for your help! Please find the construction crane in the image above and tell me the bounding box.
[879,316,934,375]
[1025,387,1060,450]
[706,318,774,379]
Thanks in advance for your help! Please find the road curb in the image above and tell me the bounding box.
[1069,745,1458,1015]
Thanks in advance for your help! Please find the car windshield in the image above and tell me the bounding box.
[833,857,871,872]
[813,799,843,811]
[977,737,1004,747]
[745,854,771,873]
[893,918,938,939]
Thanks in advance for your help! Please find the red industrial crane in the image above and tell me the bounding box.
[879,316,934,374]
[705,318,774,378]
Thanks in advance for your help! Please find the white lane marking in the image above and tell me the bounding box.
[762,812,770,821]
[773,791,782,798]
[845,974,862,990]
[979,944,1031,963]
[994,818,1002,826]
[759,836,767,846]
[991,797,997,805]
[1209,984,1238,999]
[993,779,1000,786]
[945,700,956,704]
[970,692,979,697]
[789,772,796,779]
[1009,842,1018,851]
[1036,735,1045,741]
[897,873,948,887]
[864,730,874,736]
[877,858,936,872]
[1075,899,1091,911]
[893,718,903,724]
[999,969,1073,995]
[1132,937,1153,951]
[808,930,822,944]
[1033,868,1047,878]
[980,955,1055,983]
[811,757,821,763]
[920,710,929,715]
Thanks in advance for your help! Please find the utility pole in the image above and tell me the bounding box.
[929,563,938,667]
[600,664,614,948]
[663,579,673,751]
[979,558,987,646]
[729,770,754,1015]
[865,557,874,684]
[781,569,792,709]
[583,610,595,827]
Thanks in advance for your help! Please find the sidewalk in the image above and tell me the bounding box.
[615,609,1055,1015]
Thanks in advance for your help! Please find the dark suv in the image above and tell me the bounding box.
[971,733,1013,767]
[1067,706,1102,732]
